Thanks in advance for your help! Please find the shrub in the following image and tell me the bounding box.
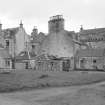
[39,74,49,79]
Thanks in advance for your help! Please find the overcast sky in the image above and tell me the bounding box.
[0,0,105,34]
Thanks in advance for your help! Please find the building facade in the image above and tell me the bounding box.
[0,21,30,69]
[0,15,105,71]
[31,15,76,71]
[76,49,105,70]
[78,27,105,49]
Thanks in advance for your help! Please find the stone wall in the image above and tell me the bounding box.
[35,60,62,71]
[76,57,105,70]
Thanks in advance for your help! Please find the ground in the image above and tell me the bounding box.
[1,81,105,105]
[0,70,105,92]
[0,70,105,104]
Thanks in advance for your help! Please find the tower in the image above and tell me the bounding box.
[48,15,64,33]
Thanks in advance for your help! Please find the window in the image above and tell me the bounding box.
[101,38,103,40]
[5,60,10,66]
[32,45,35,49]
[6,40,9,48]
[93,59,96,63]
[25,62,28,69]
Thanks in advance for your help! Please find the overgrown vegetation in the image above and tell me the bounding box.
[0,70,105,92]
[38,74,49,79]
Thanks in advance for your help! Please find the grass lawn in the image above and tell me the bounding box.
[0,70,105,92]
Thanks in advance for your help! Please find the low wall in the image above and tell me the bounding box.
[35,60,62,71]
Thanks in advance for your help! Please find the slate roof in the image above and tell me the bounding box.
[76,49,105,57]
[30,32,46,43]
[15,51,36,61]
[2,27,19,38]
[36,54,49,61]
[79,28,105,35]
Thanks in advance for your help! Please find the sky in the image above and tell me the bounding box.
[0,0,105,34]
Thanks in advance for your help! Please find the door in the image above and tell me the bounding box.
[63,59,70,71]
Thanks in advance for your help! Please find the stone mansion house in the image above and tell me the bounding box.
[0,15,105,71]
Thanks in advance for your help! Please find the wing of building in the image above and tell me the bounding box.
[78,27,105,49]
[0,21,30,58]
[76,49,105,70]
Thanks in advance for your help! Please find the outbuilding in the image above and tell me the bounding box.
[76,49,105,70]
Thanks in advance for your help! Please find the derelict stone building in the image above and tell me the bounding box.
[34,15,76,71]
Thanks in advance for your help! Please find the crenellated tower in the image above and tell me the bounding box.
[48,15,64,33]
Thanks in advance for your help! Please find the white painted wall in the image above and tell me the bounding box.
[15,28,30,55]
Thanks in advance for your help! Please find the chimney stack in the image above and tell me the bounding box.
[19,20,23,28]
[31,26,38,37]
[80,25,83,32]
[0,22,2,32]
